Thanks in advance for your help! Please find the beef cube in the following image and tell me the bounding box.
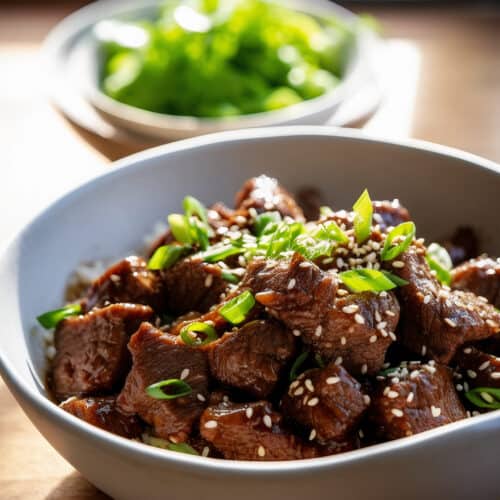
[369,362,466,440]
[295,187,323,221]
[454,345,500,389]
[200,401,318,461]
[390,244,500,363]
[372,199,410,231]
[451,257,500,308]
[206,319,296,398]
[443,226,480,266]
[84,256,165,312]
[60,396,143,438]
[117,323,209,442]
[282,364,368,443]
[243,253,399,374]
[235,176,305,221]
[162,257,228,314]
[53,303,153,400]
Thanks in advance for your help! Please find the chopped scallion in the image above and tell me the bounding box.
[380,221,416,261]
[183,195,208,225]
[465,387,500,410]
[319,206,335,218]
[339,268,407,293]
[426,243,452,285]
[146,379,192,400]
[168,213,193,245]
[352,189,373,244]
[221,271,240,284]
[219,290,255,325]
[289,351,309,381]
[37,304,82,329]
[167,442,199,455]
[147,244,187,270]
[200,244,243,263]
[254,211,282,236]
[314,220,349,244]
[180,322,218,346]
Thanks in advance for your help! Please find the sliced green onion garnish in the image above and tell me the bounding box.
[180,322,218,346]
[339,268,405,293]
[37,304,82,329]
[353,189,373,244]
[289,351,309,381]
[183,195,208,225]
[254,211,282,236]
[465,387,500,410]
[221,271,240,284]
[314,353,325,368]
[314,220,349,244]
[146,379,192,400]
[147,244,187,270]
[426,243,452,286]
[168,213,193,245]
[380,221,416,261]
[382,270,409,287]
[219,290,255,325]
[192,218,210,251]
[200,244,243,263]
[319,206,334,218]
[167,442,199,455]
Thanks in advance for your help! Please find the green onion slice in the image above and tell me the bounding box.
[314,353,325,368]
[426,243,452,286]
[339,268,407,293]
[168,214,193,245]
[180,322,218,346]
[254,211,282,236]
[37,304,82,329]
[382,270,409,287]
[465,387,500,410]
[221,271,240,284]
[167,442,199,455]
[143,435,199,455]
[380,221,416,261]
[352,189,373,244]
[200,244,243,263]
[183,195,208,225]
[319,206,335,218]
[192,218,210,251]
[147,244,187,270]
[219,290,255,325]
[289,351,309,381]
[146,379,192,400]
[314,220,349,244]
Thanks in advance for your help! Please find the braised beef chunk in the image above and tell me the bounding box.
[390,244,500,363]
[369,362,466,440]
[282,363,368,443]
[451,257,500,308]
[295,187,323,221]
[200,401,318,460]
[243,253,399,374]
[235,175,305,221]
[60,396,143,438]
[454,345,500,389]
[162,257,228,314]
[443,226,480,266]
[372,199,410,231]
[53,303,153,400]
[117,322,209,442]
[84,257,165,312]
[206,319,296,398]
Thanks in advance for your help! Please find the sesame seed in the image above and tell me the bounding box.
[294,387,304,396]
[246,407,254,419]
[380,291,388,298]
[424,365,436,374]
[368,335,377,344]
[326,376,340,385]
[287,278,296,290]
[204,274,214,288]
[204,420,218,429]
[389,331,397,341]
[391,377,400,384]
[307,398,319,407]
[263,415,273,428]
[463,347,472,354]
[335,356,343,366]
[299,261,312,268]
[46,346,56,360]
[340,336,347,345]
[456,384,463,391]
[257,446,266,457]
[479,360,491,371]
[410,370,420,379]
[375,311,382,322]
[358,429,365,439]
[387,390,399,399]
[292,329,301,337]
[197,393,206,402]
[423,294,432,304]
[354,314,365,325]
[445,318,457,328]
[406,392,414,403]
[342,304,359,314]
[290,380,299,390]
[337,288,349,296]
[322,257,333,265]
[467,370,477,379]
[490,372,500,379]
[464,381,470,392]
[202,446,210,457]
[314,325,323,337]
[305,379,315,392]
[385,310,396,317]
[377,321,387,330]
[487,319,499,329]
[180,368,190,380]
[480,392,494,404]
[309,429,317,441]
[391,409,404,417]
[392,261,405,269]
[361,363,368,374]
[363,395,371,405]
[431,406,441,418]
[421,345,427,356]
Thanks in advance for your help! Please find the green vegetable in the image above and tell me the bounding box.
[219,290,255,324]
[37,304,82,329]
[146,379,192,400]
[426,243,452,285]
[338,268,408,293]
[168,214,193,245]
[180,321,218,346]
[352,189,373,244]
[254,212,282,236]
[289,351,309,381]
[314,220,349,244]
[465,387,500,410]
[199,244,243,263]
[147,244,187,270]
[183,195,208,225]
[221,271,240,283]
[380,222,416,261]
[167,442,200,455]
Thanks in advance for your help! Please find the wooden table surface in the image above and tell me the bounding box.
[1,2,499,498]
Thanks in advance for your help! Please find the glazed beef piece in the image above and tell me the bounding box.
[369,362,466,440]
[372,199,411,231]
[200,400,318,460]
[117,323,209,442]
[60,396,143,438]
[454,345,500,389]
[84,257,165,312]
[243,253,399,375]
[162,257,229,315]
[282,363,368,443]
[235,175,305,221]
[443,226,480,266]
[52,303,153,400]
[295,187,323,221]
[451,257,500,308]
[206,319,296,398]
[389,244,500,363]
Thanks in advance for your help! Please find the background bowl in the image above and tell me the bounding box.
[1,127,500,500]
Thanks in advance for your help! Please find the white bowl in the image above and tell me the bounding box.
[42,0,381,141]
[1,127,500,500]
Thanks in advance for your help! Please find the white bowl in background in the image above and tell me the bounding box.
[1,127,500,500]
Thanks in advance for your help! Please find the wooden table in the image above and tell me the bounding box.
[1,2,499,498]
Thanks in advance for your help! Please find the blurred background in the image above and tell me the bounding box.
[0,1,499,498]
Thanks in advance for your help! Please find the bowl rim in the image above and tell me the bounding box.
[1,125,500,475]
